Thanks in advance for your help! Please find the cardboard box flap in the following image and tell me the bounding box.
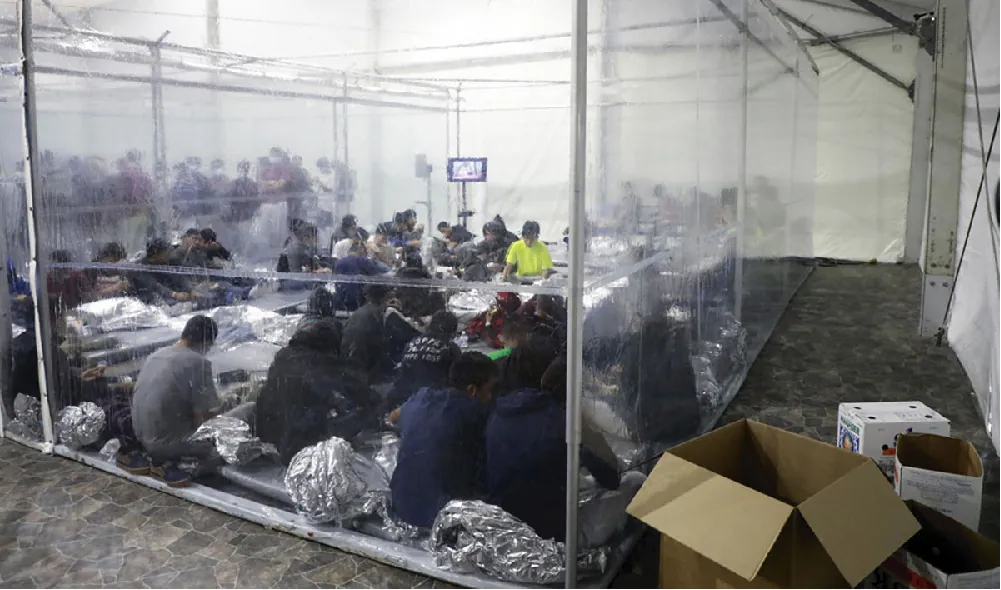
[799,460,921,586]
[904,500,1000,573]
[627,452,794,581]
[896,432,984,477]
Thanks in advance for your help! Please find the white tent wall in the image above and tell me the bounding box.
[947,0,999,451]
[375,0,577,239]
[809,34,917,261]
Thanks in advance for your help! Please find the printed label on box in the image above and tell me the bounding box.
[838,416,860,453]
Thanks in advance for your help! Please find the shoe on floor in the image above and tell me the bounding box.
[116,451,152,475]
[149,461,192,488]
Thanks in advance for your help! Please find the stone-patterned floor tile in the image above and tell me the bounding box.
[304,555,375,587]
[166,530,216,557]
[234,558,289,588]
[353,565,425,589]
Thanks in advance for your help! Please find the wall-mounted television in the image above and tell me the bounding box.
[447,157,487,183]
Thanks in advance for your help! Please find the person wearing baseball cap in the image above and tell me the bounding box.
[502,220,554,281]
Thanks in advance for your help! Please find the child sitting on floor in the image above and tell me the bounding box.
[389,352,499,528]
[485,335,643,546]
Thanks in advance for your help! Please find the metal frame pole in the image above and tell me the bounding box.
[17,0,55,447]
[444,88,451,221]
[735,0,749,323]
[151,42,168,233]
[0,188,13,428]
[564,0,588,585]
[455,84,466,227]
[342,74,350,168]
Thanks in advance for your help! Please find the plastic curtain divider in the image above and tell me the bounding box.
[17,0,55,451]
[734,0,750,323]
[564,0,589,587]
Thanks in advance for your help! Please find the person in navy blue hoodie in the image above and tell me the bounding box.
[485,336,624,544]
[390,352,499,528]
[385,310,461,411]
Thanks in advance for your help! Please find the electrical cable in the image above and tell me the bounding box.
[934,111,999,346]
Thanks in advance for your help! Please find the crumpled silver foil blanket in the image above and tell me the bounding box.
[7,393,43,441]
[100,438,121,461]
[447,291,494,315]
[354,431,401,480]
[74,296,169,333]
[189,416,276,465]
[283,436,421,542]
[284,437,383,524]
[430,500,608,585]
[56,401,106,449]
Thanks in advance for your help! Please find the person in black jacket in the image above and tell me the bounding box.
[7,303,110,416]
[385,311,461,410]
[255,318,379,464]
[341,284,394,381]
[199,228,231,266]
[131,239,197,304]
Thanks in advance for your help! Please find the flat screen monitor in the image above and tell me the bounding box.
[447,157,487,183]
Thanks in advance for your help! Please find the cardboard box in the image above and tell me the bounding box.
[866,501,999,589]
[894,432,984,531]
[837,402,951,478]
[627,419,920,588]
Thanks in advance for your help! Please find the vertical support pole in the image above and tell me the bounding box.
[151,43,168,233]
[331,97,339,163]
[205,0,222,159]
[694,0,704,348]
[564,0,588,585]
[342,75,350,168]
[0,193,12,427]
[367,0,382,225]
[904,46,935,263]
[444,90,451,221]
[735,0,749,323]
[455,84,465,227]
[17,0,55,447]
[920,0,968,337]
[596,0,615,211]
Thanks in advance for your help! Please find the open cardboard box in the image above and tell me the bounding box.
[627,419,920,588]
[867,501,999,588]
[894,432,984,531]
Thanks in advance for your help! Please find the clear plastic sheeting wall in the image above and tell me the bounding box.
[6,0,815,587]
[1,58,49,447]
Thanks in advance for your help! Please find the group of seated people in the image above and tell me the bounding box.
[39,228,240,313]
[109,276,637,547]
[286,209,557,286]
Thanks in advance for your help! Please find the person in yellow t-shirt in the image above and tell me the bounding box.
[503,221,554,281]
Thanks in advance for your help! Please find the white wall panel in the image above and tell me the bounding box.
[947,0,999,451]
[809,35,916,261]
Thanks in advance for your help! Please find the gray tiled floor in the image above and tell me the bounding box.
[1,264,997,589]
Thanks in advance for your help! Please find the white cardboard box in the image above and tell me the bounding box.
[894,432,984,531]
[865,501,999,589]
[836,402,950,478]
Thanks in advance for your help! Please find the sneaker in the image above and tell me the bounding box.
[116,451,152,475]
[149,461,192,488]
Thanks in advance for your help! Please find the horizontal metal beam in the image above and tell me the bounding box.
[756,0,820,74]
[32,65,449,112]
[707,0,799,77]
[777,8,911,95]
[845,0,917,35]
[804,26,901,45]
[0,17,450,93]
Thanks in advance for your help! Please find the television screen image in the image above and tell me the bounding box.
[447,157,487,182]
